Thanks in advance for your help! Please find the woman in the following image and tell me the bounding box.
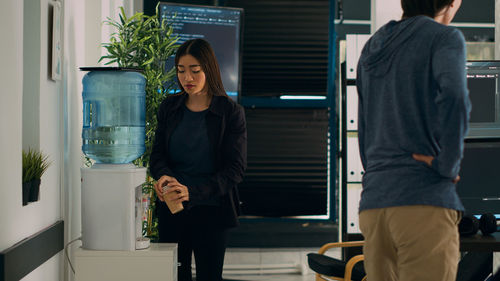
[356,0,470,280]
[149,39,247,281]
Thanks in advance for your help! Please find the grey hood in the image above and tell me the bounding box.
[359,16,431,77]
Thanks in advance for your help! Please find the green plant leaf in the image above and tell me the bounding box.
[119,7,126,25]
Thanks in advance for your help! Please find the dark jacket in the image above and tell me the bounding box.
[356,16,471,212]
[150,93,247,227]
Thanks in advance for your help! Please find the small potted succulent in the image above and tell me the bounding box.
[22,148,51,205]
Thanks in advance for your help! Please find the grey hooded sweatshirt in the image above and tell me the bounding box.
[356,15,471,212]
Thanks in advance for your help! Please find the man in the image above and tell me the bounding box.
[356,0,471,280]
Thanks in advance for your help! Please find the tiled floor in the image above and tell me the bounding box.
[217,247,336,281]
[223,273,315,281]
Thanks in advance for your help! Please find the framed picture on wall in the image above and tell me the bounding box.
[51,1,62,81]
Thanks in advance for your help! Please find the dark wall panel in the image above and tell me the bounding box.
[335,0,370,20]
[335,24,371,41]
[226,0,330,97]
[454,0,494,23]
[0,221,64,281]
[239,108,329,217]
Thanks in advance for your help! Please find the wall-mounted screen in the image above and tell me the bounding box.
[466,61,500,138]
[159,2,243,102]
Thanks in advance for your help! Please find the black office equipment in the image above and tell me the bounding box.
[466,61,500,138]
[457,140,500,215]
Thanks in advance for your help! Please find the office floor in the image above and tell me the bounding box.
[223,273,315,281]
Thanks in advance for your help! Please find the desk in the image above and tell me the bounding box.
[459,233,500,279]
[460,232,500,252]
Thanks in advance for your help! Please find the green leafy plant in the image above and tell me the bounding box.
[22,148,51,183]
[99,4,179,240]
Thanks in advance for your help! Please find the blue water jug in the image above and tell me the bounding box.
[81,69,146,164]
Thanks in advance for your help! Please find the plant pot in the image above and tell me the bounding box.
[29,179,41,202]
[22,182,30,206]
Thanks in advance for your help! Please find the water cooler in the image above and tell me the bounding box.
[81,164,145,250]
[80,68,148,251]
[75,68,177,281]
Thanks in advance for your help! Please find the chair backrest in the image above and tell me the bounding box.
[308,241,366,281]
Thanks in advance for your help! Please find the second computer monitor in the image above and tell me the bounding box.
[160,2,243,102]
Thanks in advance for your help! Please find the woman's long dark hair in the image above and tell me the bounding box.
[174,39,227,97]
[401,0,454,18]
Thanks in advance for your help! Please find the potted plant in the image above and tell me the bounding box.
[99,4,179,239]
[22,148,51,205]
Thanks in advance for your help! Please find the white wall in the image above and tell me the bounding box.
[1,0,136,280]
[62,0,87,279]
[371,0,403,33]
[0,0,62,253]
[0,0,64,280]
[0,0,24,250]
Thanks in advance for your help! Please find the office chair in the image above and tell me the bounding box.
[307,240,366,281]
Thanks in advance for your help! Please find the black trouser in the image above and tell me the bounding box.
[158,204,228,281]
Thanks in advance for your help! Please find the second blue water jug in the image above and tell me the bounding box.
[82,69,146,164]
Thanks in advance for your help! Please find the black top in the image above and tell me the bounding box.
[150,93,247,227]
[169,105,219,206]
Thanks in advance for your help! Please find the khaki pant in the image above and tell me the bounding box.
[359,205,461,281]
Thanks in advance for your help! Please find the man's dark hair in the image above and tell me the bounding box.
[401,0,454,18]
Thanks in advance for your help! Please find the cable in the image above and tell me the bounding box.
[64,236,82,274]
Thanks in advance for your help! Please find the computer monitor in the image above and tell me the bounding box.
[459,61,500,217]
[159,2,243,102]
[466,61,500,138]
[457,140,500,216]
